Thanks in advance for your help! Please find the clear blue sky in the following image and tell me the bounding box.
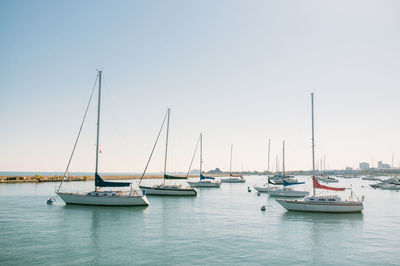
[1,0,399,173]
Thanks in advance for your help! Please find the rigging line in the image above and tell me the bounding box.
[138,110,168,185]
[57,74,99,192]
[185,135,201,178]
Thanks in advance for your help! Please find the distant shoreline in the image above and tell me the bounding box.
[0,174,227,184]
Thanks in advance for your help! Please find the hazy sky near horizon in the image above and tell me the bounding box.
[1,0,400,173]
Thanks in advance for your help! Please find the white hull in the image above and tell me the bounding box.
[188,181,221,187]
[317,178,338,183]
[139,185,197,196]
[221,178,245,183]
[268,188,309,197]
[57,192,149,206]
[276,199,363,213]
[253,186,279,193]
[380,184,400,190]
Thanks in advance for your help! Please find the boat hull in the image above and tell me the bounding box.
[57,192,149,206]
[268,189,309,197]
[139,186,197,196]
[221,178,245,183]
[253,186,278,193]
[187,181,221,187]
[276,199,363,212]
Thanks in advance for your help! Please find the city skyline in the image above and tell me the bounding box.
[1,1,400,173]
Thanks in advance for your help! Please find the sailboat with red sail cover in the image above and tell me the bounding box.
[276,93,364,213]
[221,145,245,183]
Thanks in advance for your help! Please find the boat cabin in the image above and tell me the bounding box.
[304,195,341,202]
[88,191,123,197]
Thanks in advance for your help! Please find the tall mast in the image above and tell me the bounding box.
[282,140,285,176]
[229,144,233,176]
[200,133,203,175]
[311,93,315,173]
[95,70,102,191]
[311,92,316,196]
[267,139,271,173]
[163,108,170,185]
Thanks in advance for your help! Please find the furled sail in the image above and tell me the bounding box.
[95,173,130,187]
[230,174,242,177]
[200,174,215,180]
[313,176,344,191]
[164,174,187,180]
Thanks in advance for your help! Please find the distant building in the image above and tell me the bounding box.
[359,162,370,170]
[377,161,391,169]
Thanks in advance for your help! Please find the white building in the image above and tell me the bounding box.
[359,162,369,170]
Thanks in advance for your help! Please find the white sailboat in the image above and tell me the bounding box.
[277,93,364,213]
[221,145,245,183]
[188,134,221,188]
[57,70,149,206]
[139,109,197,196]
[263,141,309,197]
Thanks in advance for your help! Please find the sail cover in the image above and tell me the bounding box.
[313,176,345,191]
[95,173,130,187]
[164,174,187,179]
[200,174,215,180]
[283,180,305,186]
[230,174,242,177]
[268,179,276,185]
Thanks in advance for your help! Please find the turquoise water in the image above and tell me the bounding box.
[0,176,399,265]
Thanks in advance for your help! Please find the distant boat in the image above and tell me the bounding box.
[266,179,309,197]
[277,93,364,213]
[317,174,338,183]
[221,145,245,183]
[361,176,381,181]
[188,134,221,188]
[57,70,149,206]
[254,178,280,193]
[139,109,197,196]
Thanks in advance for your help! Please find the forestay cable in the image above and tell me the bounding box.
[138,110,168,185]
[57,75,99,192]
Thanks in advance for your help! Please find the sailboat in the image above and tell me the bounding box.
[187,134,221,187]
[139,109,197,196]
[316,174,338,183]
[57,70,149,206]
[277,93,364,212]
[262,141,308,197]
[221,145,245,183]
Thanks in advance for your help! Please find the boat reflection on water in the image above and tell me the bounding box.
[281,211,364,223]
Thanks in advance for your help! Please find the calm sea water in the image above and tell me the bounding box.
[0,176,399,265]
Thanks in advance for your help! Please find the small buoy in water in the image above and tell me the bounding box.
[257,192,260,196]
[47,197,56,204]
[261,205,266,211]
[247,186,251,192]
